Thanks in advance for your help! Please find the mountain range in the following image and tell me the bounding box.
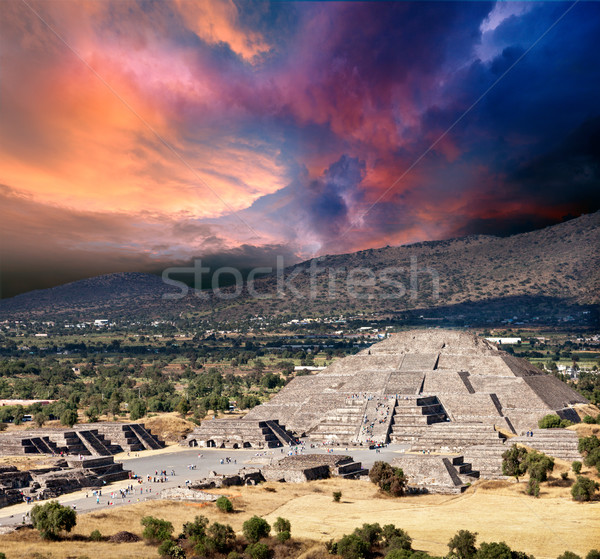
[1,211,598,325]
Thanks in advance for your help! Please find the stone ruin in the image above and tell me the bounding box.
[184,419,296,449]
[0,422,165,457]
[262,454,368,483]
[0,456,130,507]
[192,330,587,479]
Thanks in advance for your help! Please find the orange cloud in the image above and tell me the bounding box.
[174,0,270,63]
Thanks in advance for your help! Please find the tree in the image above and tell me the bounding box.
[176,398,191,418]
[556,553,582,559]
[502,445,528,482]
[243,516,271,543]
[274,517,291,535]
[572,461,582,475]
[216,496,233,513]
[578,436,600,456]
[181,515,208,544]
[60,409,78,428]
[586,550,600,559]
[246,542,270,559]
[31,500,77,540]
[381,524,412,551]
[571,476,599,502]
[206,522,236,553]
[85,405,99,423]
[448,530,478,559]
[525,451,554,482]
[336,533,370,559]
[158,540,186,558]
[353,523,382,548]
[475,542,513,559]
[141,516,174,543]
[129,399,147,421]
[525,479,540,498]
[369,461,407,496]
[34,412,46,428]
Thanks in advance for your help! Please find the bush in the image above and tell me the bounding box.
[382,524,412,551]
[571,476,599,501]
[538,414,562,429]
[561,472,569,481]
[368,461,407,496]
[181,515,208,543]
[246,542,270,559]
[274,517,291,535]
[216,496,234,513]
[228,552,242,559]
[586,550,600,559]
[31,500,77,540]
[584,447,600,471]
[448,529,478,559]
[583,415,596,424]
[333,491,342,502]
[336,533,370,559]
[475,541,513,559]
[525,451,554,482]
[89,529,102,541]
[572,461,582,475]
[384,550,412,559]
[525,479,540,497]
[158,540,186,558]
[556,553,582,559]
[578,436,600,456]
[60,409,78,428]
[243,516,271,543]
[502,445,528,482]
[276,530,291,543]
[206,522,236,554]
[141,516,174,543]
[353,523,382,548]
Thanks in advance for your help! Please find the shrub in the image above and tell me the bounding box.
[0,552,6,559]
[561,472,569,480]
[525,479,540,497]
[448,529,478,559]
[571,476,599,501]
[60,409,78,428]
[583,415,596,424]
[333,491,342,502]
[206,522,236,554]
[89,529,102,541]
[368,461,407,496]
[578,436,600,456]
[141,516,174,543]
[228,552,242,559]
[243,516,271,543]
[382,524,412,551]
[336,533,370,559]
[246,542,270,559]
[276,530,291,543]
[353,523,382,548]
[475,541,513,559]
[216,496,234,513]
[31,500,77,540]
[584,447,600,470]
[158,540,186,558]
[586,550,600,559]
[181,515,208,543]
[384,550,412,559]
[538,414,562,429]
[274,517,291,535]
[525,451,554,482]
[556,553,582,559]
[572,461,582,475]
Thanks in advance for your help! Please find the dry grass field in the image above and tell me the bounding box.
[1,468,598,559]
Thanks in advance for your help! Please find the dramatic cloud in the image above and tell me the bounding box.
[1,0,599,295]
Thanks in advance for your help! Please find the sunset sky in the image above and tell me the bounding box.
[1,1,599,296]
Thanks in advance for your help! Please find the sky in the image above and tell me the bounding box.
[1,0,599,297]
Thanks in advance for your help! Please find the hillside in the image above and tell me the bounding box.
[1,211,598,324]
